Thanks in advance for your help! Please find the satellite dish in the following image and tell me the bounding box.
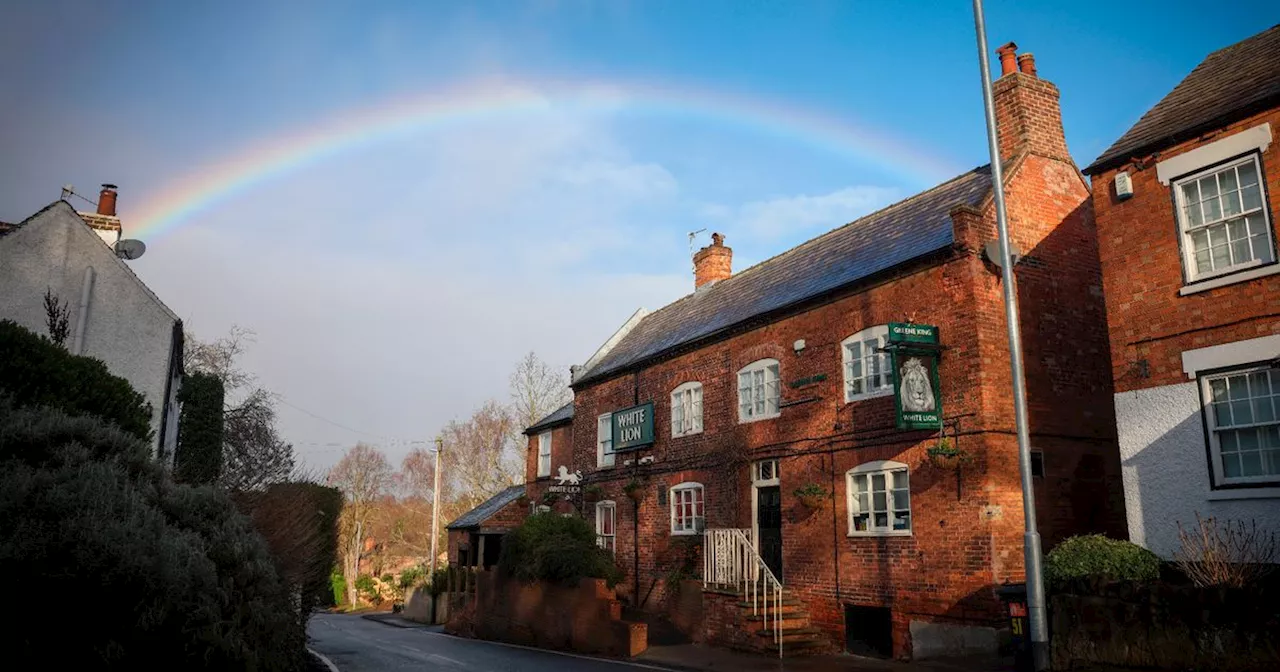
[982,240,1021,268]
[115,239,147,260]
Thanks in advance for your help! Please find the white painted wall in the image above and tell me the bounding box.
[1115,383,1280,558]
[0,202,181,461]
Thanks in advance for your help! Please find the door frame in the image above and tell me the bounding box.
[750,458,780,557]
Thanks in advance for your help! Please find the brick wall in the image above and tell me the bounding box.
[1089,107,1280,393]
[526,423,574,503]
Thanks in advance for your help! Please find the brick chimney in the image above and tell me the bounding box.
[77,183,123,247]
[992,42,1070,165]
[693,233,732,289]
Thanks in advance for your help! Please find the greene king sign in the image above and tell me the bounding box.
[612,402,654,452]
[888,323,943,430]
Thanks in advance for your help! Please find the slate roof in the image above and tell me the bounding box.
[525,401,574,435]
[447,484,526,530]
[573,165,992,386]
[1085,24,1280,175]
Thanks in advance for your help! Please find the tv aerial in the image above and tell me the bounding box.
[115,239,146,260]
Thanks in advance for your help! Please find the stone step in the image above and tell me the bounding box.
[744,616,812,632]
[756,626,825,640]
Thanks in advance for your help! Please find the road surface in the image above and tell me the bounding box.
[308,613,669,672]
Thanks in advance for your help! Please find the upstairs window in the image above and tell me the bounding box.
[842,326,892,402]
[596,501,616,555]
[597,413,615,468]
[670,482,705,535]
[1202,366,1280,485]
[671,382,704,437]
[537,431,552,478]
[738,359,781,422]
[847,461,911,536]
[1174,156,1274,282]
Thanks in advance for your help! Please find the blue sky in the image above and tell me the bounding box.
[2,1,1274,470]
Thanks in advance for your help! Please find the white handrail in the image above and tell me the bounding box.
[703,528,784,658]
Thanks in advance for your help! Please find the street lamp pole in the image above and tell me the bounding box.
[969,1,1049,669]
[430,436,443,575]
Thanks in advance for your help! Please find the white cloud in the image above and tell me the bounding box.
[710,185,901,242]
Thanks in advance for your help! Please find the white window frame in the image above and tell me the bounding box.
[846,460,911,537]
[752,458,779,486]
[671,381,704,438]
[669,482,705,535]
[595,501,617,555]
[1172,154,1275,283]
[737,358,781,423]
[597,413,615,468]
[1200,365,1280,487]
[537,431,552,478]
[842,325,892,402]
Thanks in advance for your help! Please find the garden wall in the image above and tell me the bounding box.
[446,570,646,657]
[1051,581,1279,671]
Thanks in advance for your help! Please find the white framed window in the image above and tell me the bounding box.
[537,431,552,478]
[752,458,779,486]
[842,325,892,402]
[597,413,615,468]
[1174,155,1275,282]
[847,461,911,536]
[671,382,704,437]
[596,501,616,555]
[1202,366,1280,486]
[670,482,705,535]
[738,359,781,422]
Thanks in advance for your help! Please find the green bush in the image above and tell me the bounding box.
[174,372,224,484]
[0,320,153,442]
[428,567,450,596]
[1045,535,1162,588]
[355,574,378,601]
[0,398,304,670]
[331,569,347,607]
[499,513,623,587]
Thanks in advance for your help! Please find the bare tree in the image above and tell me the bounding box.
[391,447,455,563]
[328,443,393,605]
[184,327,295,490]
[43,288,71,347]
[509,351,571,432]
[1175,513,1278,588]
[441,400,522,513]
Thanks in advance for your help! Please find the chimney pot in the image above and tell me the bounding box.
[995,42,1018,77]
[692,232,732,289]
[97,184,118,217]
[1017,52,1037,77]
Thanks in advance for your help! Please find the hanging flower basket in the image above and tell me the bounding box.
[624,479,645,503]
[793,483,829,510]
[927,439,972,468]
[583,485,604,503]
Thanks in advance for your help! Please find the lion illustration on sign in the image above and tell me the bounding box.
[556,466,583,486]
[899,357,936,413]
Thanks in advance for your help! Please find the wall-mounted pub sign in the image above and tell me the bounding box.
[888,322,943,430]
[612,401,655,452]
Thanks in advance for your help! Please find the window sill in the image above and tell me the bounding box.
[847,530,912,538]
[1207,487,1280,501]
[845,389,894,405]
[672,428,703,439]
[671,529,702,537]
[739,412,781,425]
[1180,262,1280,295]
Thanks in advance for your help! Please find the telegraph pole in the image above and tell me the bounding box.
[430,436,443,575]
[970,1,1049,669]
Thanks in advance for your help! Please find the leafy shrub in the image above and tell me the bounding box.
[174,372,224,484]
[0,398,304,670]
[355,574,378,601]
[499,513,623,587]
[0,320,153,442]
[398,566,426,590]
[428,567,451,596]
[232,481,343,616]
[1045,535,1161,588]
[331,569,347,606]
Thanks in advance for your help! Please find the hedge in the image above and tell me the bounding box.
[0,320,153,442]
[0,397,306,670]
[175,372,224,484]
[499,513,623,587]
[1045,534,1162,588]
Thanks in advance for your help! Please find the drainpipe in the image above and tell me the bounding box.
[72,266,96,355]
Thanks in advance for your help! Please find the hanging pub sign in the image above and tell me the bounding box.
[612,401,655,452]
[888,323,943,430]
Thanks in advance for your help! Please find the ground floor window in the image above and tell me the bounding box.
[1202,365,1280,485]
[595,501,616,554]
[670,482,704,535]
[847,461,911,536]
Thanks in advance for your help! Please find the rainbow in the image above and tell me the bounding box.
[130,79,963,240]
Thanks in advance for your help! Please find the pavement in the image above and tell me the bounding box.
[310,612,1034,672]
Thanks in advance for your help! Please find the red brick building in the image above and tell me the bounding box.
[1082,25,1280,559]
[516,43,1125,660]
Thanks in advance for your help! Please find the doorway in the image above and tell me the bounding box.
[752,459,783,581]
[845,604,893,658]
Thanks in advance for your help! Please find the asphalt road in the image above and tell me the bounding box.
[307,613,670,672]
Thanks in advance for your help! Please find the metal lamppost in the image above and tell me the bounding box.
[429,436,443,575]
[970,1,1049,669]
